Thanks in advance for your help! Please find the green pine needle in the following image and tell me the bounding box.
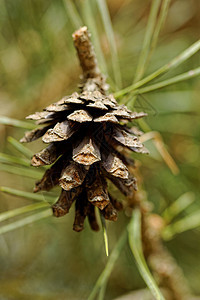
[100,213,109,257]
[162,192,195,224]
[135,67,200,95]
[0,164,43,179]
[8,136,33,159]
[96,0,122,89]
[0,202,49,223]
[0,186,56,203]
[88,229,127,300]
[0,209,52,236]
[147,0,171,63]
[115,39,200,98]
[0,153,30,167]
[0,116,36,129]
[62,0,83,29]
[162,210,200,241]
[133,0,161,83]
[128,209,165,300]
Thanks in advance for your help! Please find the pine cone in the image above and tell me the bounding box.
[21,27,148,232]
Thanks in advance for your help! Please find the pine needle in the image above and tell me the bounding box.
[147,0,171,63]
[62,0,83,29]
[100,213,109,256]
[96,0,122,89]
[0,164,43,179]
[133,0,161,83]
[128,208,165,300]
[0,116,36,129]
[136,67,200,95]
[0,153,30,167]
[88,229,127,300]
[162,192,195,223]
[0,202,49,223]
[115,39,200,98]
[162,209,200,241]
[0,186,55,203]
[0,209,52,236]
[8,136,33,159]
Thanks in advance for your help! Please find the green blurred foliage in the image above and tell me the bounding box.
[0,0,200,299]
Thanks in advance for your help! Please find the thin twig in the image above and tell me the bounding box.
[73,26,101,79]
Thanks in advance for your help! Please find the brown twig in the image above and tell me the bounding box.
[142,213,190,300]
[73,26,101,79]
[72,26,108,93]
[127,163,190,300]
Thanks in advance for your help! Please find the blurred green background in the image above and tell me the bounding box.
[0,0,200,299]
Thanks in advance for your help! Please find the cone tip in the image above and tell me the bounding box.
[72,26,88,40]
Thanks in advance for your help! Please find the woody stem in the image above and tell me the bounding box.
[73,26,101,79]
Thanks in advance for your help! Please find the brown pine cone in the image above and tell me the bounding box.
[20,27,148,232]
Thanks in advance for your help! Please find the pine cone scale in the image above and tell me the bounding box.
[59,162,87,191]
[72,137,101,166]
